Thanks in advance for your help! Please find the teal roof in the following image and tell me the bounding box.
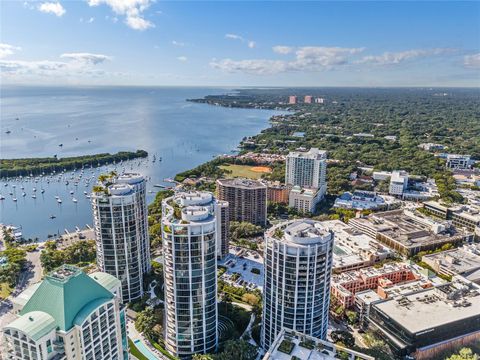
[89,272,121,292]
[74,297,111,326]
[6,311,56,341]
[20,265,114,331]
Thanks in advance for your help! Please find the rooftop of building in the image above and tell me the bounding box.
[287,147,327,160]
[163,191,216,224]
[355,289,382,305]
[89,272,122,292]
[263,329,373,360]
[18,265,114,331]
[268,219,332,246]
[372,279,480,335]
[351,209,467,249]
[424,201,480,222]
[321,220,391,269]
[5,311,56,341]
[333,262,416,286]
[116,172,144,184]
[216,178,267,189]
[290,186,319,196]
[422,245,480,275]
[446,154,471,160]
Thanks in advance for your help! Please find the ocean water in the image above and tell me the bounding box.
[0,86,284,239]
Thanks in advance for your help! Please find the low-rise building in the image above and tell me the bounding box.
[389,170,409,196]
[288,186,322,214]
[418,143,445,151]
[262,329,373,360]
[322,220,391,272]
[3,265,128,360]
[368,278,480,359]
[266,181,289,204]
[334,190,399,211]
[422,244,480,283]
[446,154,472,169]
[349,209,473,257]
[423,200,480,236]
[372,171,392,181]
[331,263,423,308]
[452,169,480,187]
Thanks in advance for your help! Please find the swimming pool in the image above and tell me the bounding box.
[133,339,160,360]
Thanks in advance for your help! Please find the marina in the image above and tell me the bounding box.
[1,86,286,239]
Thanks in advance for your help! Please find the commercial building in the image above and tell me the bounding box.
[418,143,445,152]
[304,95,312,104]
[285,148,327,194]
[288,186,322,214]
[446,154,471,169]
[216,178,267,226]
[3,265,128,360]
[331,263,422,308]
[91,173,150,303]
[422,244,480,284]
[314,97,325,104]
[262,219,334,350]
[334,190,399,211]
[372,171,392,181]
[288,96,297,105]
[349,209,473,257]
[266,181,289,204]
[423,200,480,235]
[161,191,218,358]
[322,220,391,273]
[262,329,374,360]
[368,278,480,359]
[389,170,408,196]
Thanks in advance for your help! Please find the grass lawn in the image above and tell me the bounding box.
[0,283,12,300]
[128,338,149,360]
[219,164,271,180]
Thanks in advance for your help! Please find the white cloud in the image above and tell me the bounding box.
[88,0,154,30]
[0,43,21,59]
[172,40,185,47]
[210,58,287,75]
[88,17,95,23]
[1,51,111,80]
[177,56,187,62]
[464,53,480,69]
[225,33,256,49]
[357,48,456,65]
[273,45,293,55]
[38,2,66,17]
[294,46,365,67]
[225,33,244,41]
[211,46,365,75]
[60,52,111,65]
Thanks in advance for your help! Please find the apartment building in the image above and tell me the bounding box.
[216,178,267,226]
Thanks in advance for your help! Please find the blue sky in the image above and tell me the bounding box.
[1,1,479,86]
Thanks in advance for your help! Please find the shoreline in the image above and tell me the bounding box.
[0,150,148,179]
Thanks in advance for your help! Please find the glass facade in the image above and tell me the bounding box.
[262,220,333,350]
[92,174,150,303]
[162,193,219,359]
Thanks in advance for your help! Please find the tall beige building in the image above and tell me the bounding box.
[216,178,267,226]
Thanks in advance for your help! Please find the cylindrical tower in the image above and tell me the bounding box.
[162,192,218,359]
[91,173,150,303]
[261,219,334,350]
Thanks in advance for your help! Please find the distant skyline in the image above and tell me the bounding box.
[1,1,479,87]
